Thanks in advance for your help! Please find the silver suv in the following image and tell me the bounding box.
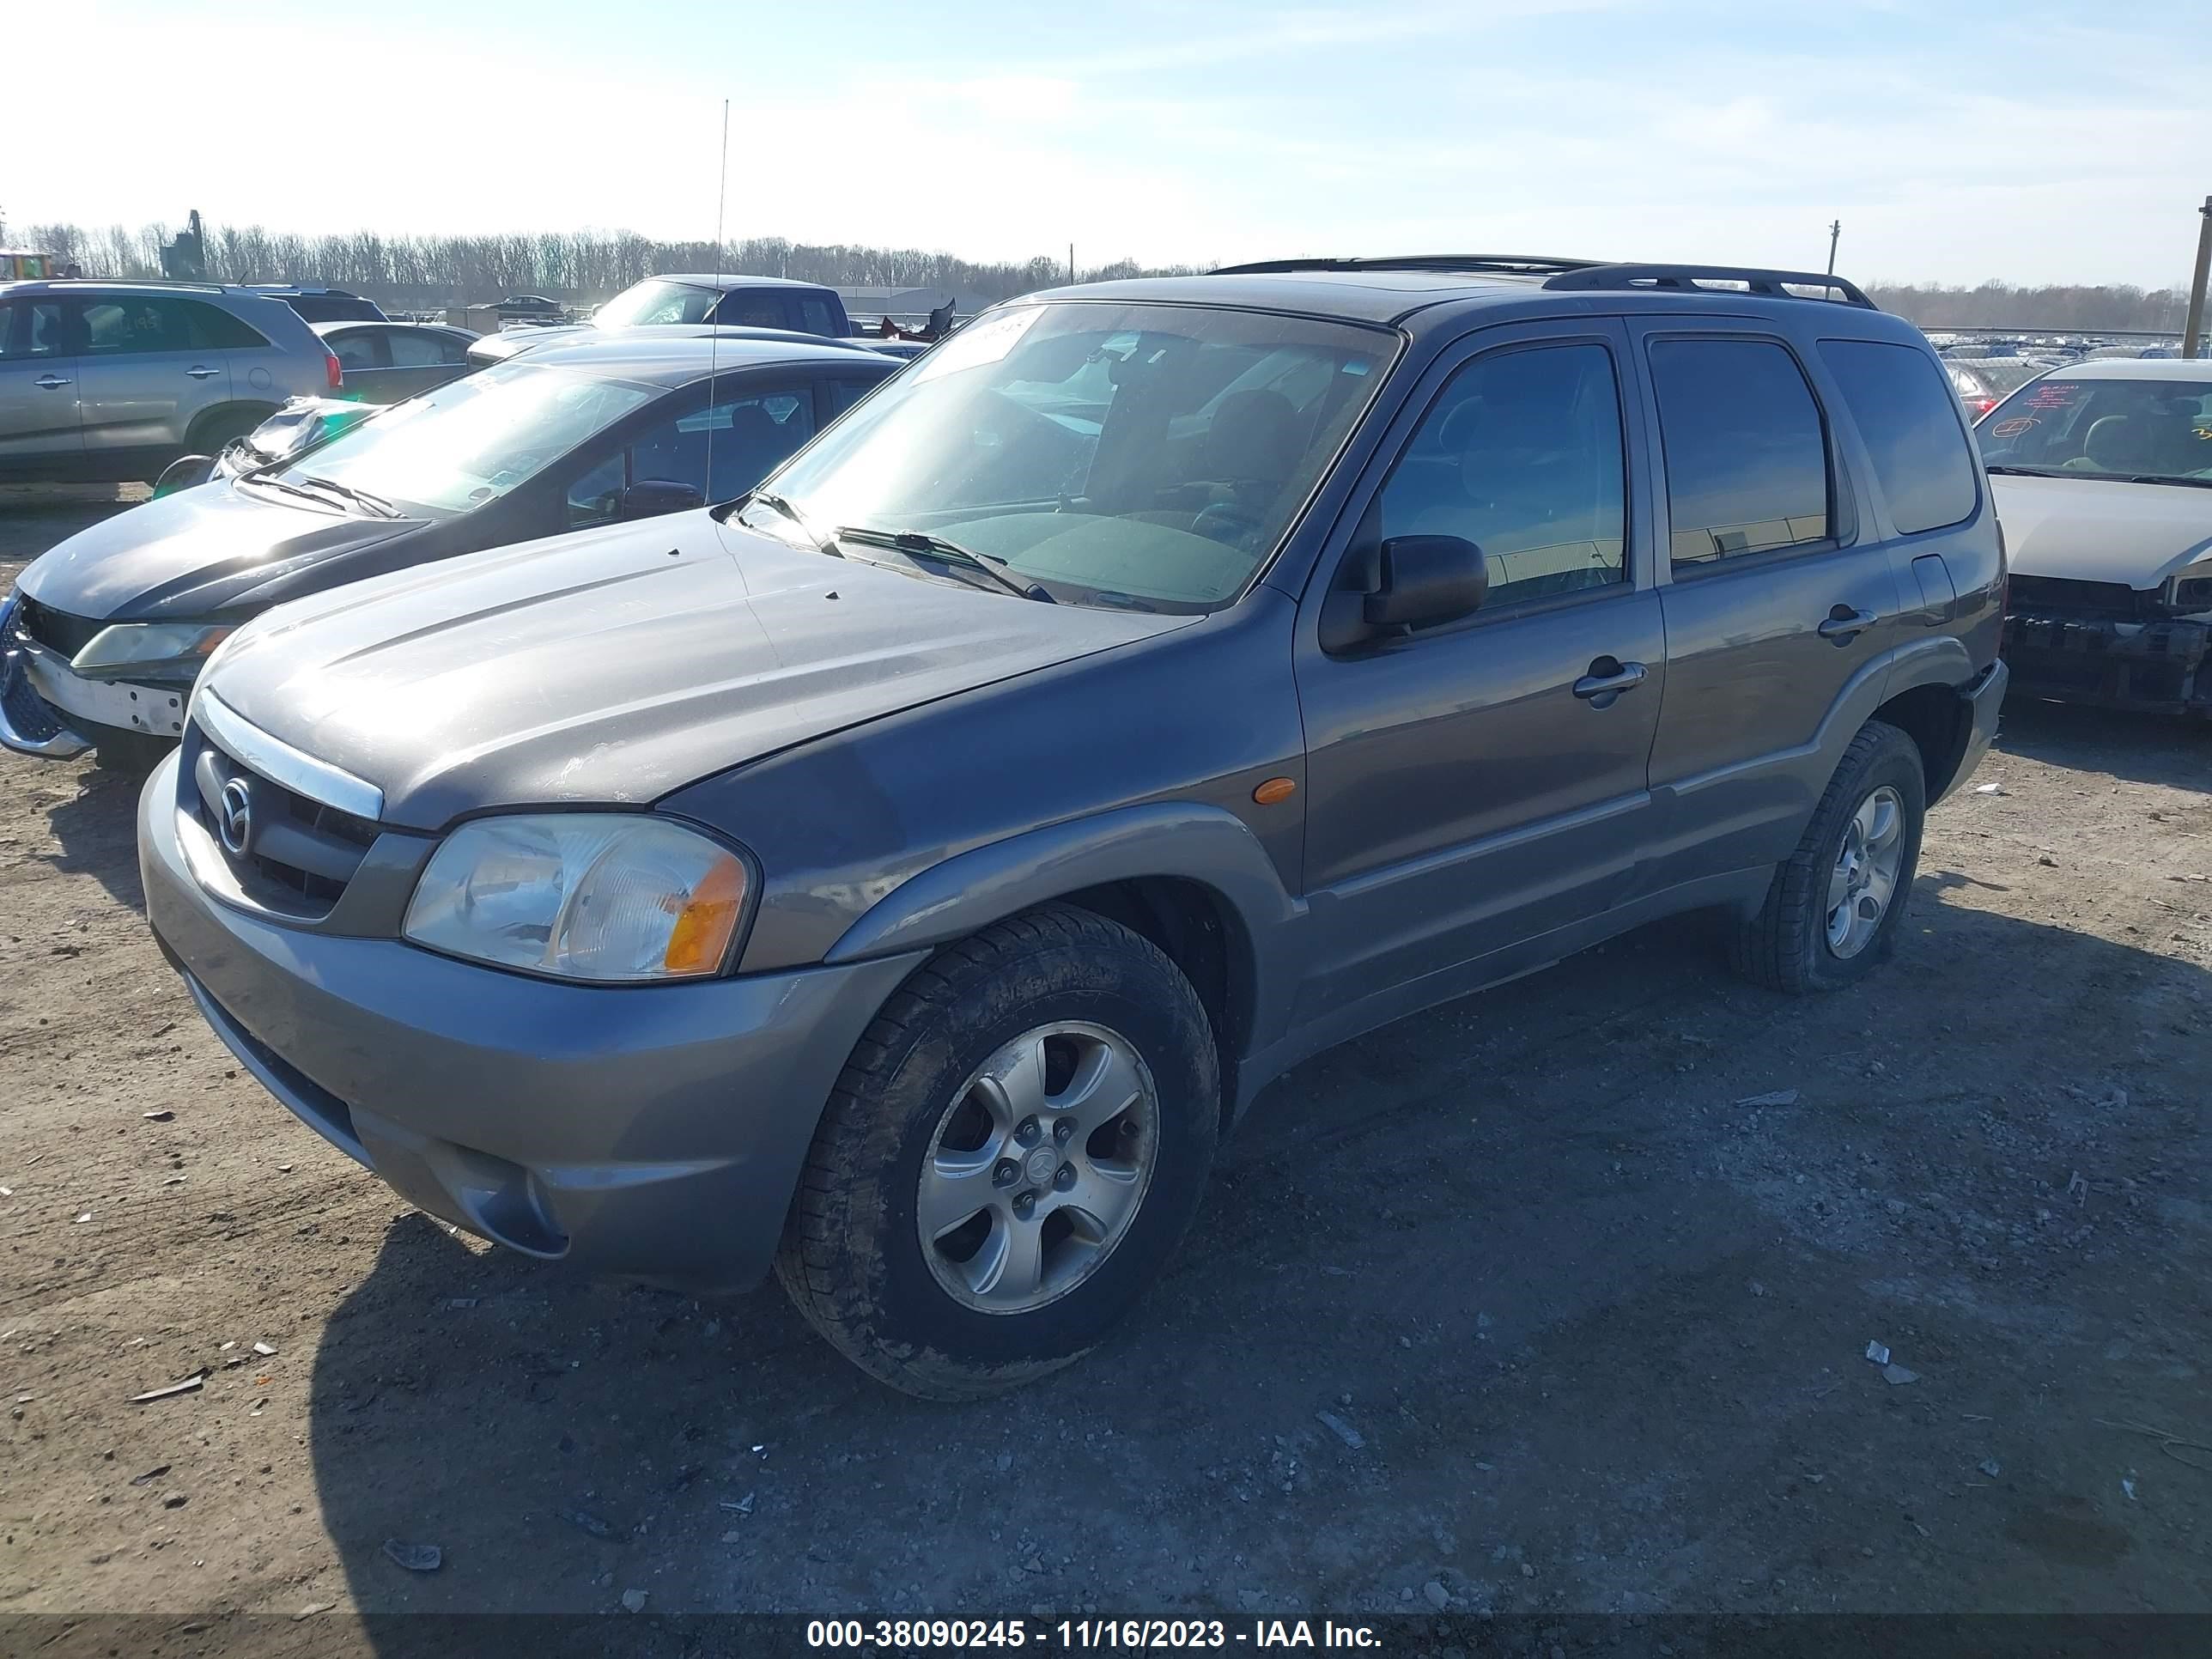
[0,281,342,485]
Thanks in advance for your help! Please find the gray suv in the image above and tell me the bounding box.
[0,281,341,484]
[140,258,2008,1398]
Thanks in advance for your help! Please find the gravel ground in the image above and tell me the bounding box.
[3,485,2209,1633]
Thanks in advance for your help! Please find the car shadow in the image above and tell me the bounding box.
[1996,695,2212,793]
[30,757,152,912]
[303,887,2212,1626]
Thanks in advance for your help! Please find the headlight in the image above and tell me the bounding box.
[2164,565,2212,615]
[404,815,750,982]
[71,622,234,677]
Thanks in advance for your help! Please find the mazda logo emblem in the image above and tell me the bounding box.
[216,778,254,857]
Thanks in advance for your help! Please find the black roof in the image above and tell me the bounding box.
[503,332,891,389]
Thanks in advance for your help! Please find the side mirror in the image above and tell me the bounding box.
[618,478,705,520]
[1364,534,1488,628]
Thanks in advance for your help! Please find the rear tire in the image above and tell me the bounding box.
[184,404,271,460]
[1729,720,1925,994]
[775,904,1219,1400]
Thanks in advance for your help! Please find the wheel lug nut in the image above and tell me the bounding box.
[1053,1117,1074,1144]
[1014,1117,1041,1146]
[994,1159,1019,1186]
[1054,1164,1076,1191]
[1012,1190,1036,1218]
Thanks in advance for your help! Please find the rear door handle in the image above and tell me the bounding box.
[1817,605,1876,643]
[184,365,222,380]
[33,374,71,390]
[1572,657,1648,703]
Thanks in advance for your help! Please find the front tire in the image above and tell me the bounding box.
[1730,720,1925,994]
[775,904,1219,1399]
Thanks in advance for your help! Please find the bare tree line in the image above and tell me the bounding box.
[1863,281,2195,333]
[4,218,2196,331]
[10,220,1193,307]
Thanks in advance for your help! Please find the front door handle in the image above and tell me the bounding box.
[1817,605,1877,643]
[184,365,222,380]
[33,374,71,390]
[1572,657,1648,704]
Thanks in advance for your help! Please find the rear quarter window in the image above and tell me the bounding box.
[1818,340,1978,535]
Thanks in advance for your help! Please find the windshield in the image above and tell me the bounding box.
[1978,376,2212,483]
[593,278,721,330]
[268,362,655,514]
[738,301,1393,611]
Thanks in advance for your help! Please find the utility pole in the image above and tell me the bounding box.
[1826,219,1842,276]
[1069,242,1076,285]
[2184,195,2212,360]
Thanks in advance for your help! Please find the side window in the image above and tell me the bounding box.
[327,329,384,371]
[0,300,70,360]
[719,293,790,331]
[1817,340,1977,535]
[798,296,838,336]
[1375,342,1629,607]
[437,332,473,365]
[82,297,195,355]
[566,389,817,527]
[565,450,626,528]
[1650,337,1831,568]
[825,377,880,416]
[385,330,449,368]
[182,301,268,350]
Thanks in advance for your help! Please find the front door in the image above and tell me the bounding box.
[0,296,84,476]
[1631,323,1910,885]
[1291,320,1665,1024]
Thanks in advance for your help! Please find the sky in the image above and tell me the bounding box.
[10,0,2209,289]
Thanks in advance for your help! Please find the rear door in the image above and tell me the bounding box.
[1291,319,1666,1023]
[0,296,84,476]
[332,326,469,403]
[1634,321,1908,888]
[72,295,242,463]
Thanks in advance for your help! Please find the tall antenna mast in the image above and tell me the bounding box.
[705,98,731,502]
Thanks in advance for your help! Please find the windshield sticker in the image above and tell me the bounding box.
[908,306,1046,386]
[2022,383,2084,410]
[1989,416,2037,439]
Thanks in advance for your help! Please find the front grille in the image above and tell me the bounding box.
[11,593,102,659]
[180,722,380,915]
[2007,574,2159,623]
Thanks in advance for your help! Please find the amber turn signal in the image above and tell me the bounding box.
[1252,777,1297,805]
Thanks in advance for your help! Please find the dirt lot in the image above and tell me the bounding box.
[3,485,2209,1637]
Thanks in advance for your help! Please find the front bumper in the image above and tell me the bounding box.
[2002,608,2212,715]
[139,751,927,1293]
[0,592,185,757]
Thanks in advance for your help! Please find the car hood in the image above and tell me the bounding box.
[12,481,420,622]
[1991,473,2212,586]
[196,512,1193,831]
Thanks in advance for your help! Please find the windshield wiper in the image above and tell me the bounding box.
[1981,464,2057,476]
[743,489,842,556]
[237,471,348,512]
[836,526,1054,603]
[2125,474,2212,489]
[294,474,401,519]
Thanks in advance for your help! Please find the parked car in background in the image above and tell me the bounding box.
[0,280,342,483]
[0,335,896,766]
[495,294,566,322]
[1946,356,2050,417]
[314,320,478,403]
[1976,357,2212,714]
[137,258,2003,1398]
[240,284,388,324]
[469,275,855,367]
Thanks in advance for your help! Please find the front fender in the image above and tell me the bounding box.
[824,799,1308,1056]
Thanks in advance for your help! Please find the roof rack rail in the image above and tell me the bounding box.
[1542,264,1875,308]
[1212,254,1606,277]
